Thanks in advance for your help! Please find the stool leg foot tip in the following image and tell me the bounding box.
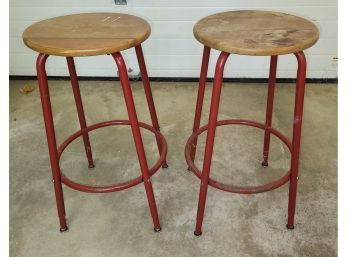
[262,161,268,167]
[60,226,68,233]
[88,164,95,169]
[162,164,168,169]
[194,231,202,237]
[286,224,294,230]
[154,227,162,232]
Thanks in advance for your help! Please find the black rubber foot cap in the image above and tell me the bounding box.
[60,226,68,232]
[162,164,169,169]
[154,227,162,232]
[286,224,294,230]
[88,164,95,169]
[261,161,268,167]
[194,231,202,237]
[187,167,191,171]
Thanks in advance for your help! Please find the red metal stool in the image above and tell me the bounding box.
[22,13,168,232]
[185,10,319,236]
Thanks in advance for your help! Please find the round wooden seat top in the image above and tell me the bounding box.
[22,13,151,57]
[193,10,319,56]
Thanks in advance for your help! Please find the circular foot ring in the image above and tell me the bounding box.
[57,120,167,193]
[185,119,292,194]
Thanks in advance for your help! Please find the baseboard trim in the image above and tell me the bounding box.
[9,75,338,84]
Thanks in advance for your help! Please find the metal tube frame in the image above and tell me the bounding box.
[135,45,168,168]
[37,53,68,232]
[111,52,161,231]
[189,46,211,166]
[287,51,307,229]
[188,47,307,236]
[193,51,230,236]
[262,55,278,167]
[66,57,95,168]
[36,43,165,232]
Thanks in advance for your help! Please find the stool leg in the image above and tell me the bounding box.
[111,52,161,231]
[262,55,278,167]
[287,51,307,229]
[194,52,230,236]
[36,53,68,232]
[66,57,95,168]
[189,46,211,168]
[135,44,168,168]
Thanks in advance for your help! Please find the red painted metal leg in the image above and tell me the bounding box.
[111,52,161,231]
[287,51,307,229]
[36,53,68,232]
[194,52,230,236]
[189,46,211,168]
[135,44,168,168]
[66,57,95,168]
[262,55,278,167]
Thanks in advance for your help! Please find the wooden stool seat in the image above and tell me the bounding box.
[22,13,151,57]
[193,10,319,56]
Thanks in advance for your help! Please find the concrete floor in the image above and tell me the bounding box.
[10,80,337,257]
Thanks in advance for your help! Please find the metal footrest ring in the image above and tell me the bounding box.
[57,120,167,193]
[185,119,292,194]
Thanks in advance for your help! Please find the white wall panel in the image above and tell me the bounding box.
[10,0,337,78]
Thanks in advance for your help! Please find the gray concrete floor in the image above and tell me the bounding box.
[10,80,337,257]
